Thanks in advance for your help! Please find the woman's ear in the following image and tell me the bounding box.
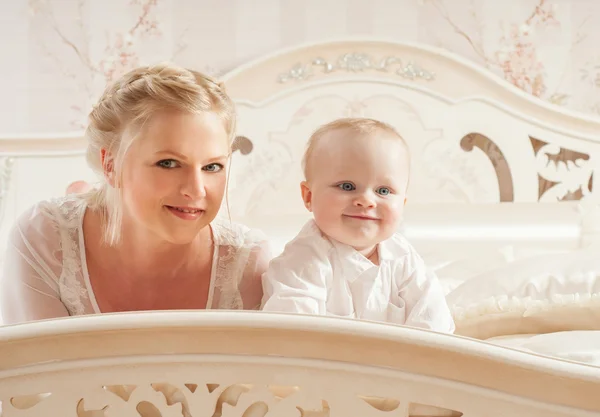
[101,149,117,187]
[300,181,313,212]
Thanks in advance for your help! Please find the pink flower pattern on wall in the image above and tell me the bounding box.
[98,0,161,83]
[28,0,187,128]
[493,0,559,98]
[19,0,600,132]
[421,0,599,111]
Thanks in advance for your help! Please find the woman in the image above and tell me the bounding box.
[0,63,271,324]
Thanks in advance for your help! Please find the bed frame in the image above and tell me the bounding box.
[1,39,600,415]
[0,311,599,416]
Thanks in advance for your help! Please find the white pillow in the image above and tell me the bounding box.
[447,246,600,309]
[422,246,515,295]
[446,246,600,339]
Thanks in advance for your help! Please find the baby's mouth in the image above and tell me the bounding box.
[343,214,379,221]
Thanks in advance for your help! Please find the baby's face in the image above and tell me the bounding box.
[301,130,409,255]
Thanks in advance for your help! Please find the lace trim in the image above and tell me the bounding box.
[211,219,262,310]
[51,196,89,316]
[40,201,264,314]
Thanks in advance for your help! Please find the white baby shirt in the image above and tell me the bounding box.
[261,220,455,333]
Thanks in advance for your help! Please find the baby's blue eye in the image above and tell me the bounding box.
[338,182,355,191]
[377,187,391,196]
[157,159,178,168]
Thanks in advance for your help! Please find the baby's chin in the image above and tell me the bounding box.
[317,223,386,250]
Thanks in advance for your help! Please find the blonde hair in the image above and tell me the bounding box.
[301,117,410,180]
[84,62,236,246]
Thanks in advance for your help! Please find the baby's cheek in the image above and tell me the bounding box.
[312,197,343,229]
[382,199,405,223]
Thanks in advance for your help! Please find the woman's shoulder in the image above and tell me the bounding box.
[210,216,268,249]
[4,195,87,273]
[14,194,87,233]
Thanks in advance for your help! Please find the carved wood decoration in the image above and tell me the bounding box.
[277,52,435,83]
[0,156,15,224]
[529,136,593,201]
[460,133,514,202]
[1,382,464,417]
[232,136,254,155]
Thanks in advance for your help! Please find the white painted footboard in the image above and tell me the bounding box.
[0,312,598,417]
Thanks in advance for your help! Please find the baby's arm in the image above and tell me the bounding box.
[261,235,332,315]
[397,251,455,333]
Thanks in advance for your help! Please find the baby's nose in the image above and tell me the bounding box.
[354,193,376,207]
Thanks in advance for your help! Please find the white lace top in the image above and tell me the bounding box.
[0,195,271,325]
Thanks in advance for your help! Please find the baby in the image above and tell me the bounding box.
[261,118,455,333]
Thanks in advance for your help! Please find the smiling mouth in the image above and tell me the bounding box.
[165,205,205,219]
[167,206,203,213]
[344,214,379,221]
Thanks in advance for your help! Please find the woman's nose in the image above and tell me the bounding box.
[180,169,207,199]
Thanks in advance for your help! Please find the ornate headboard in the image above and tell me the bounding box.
[219,39,600,253]
[2,39,600,263]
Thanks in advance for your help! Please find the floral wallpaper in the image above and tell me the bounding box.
[1,0,598,133]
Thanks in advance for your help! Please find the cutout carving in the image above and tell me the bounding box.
[0,383,467,417]
[529,136,593,201]
[10,393,52,409]
[460,133,514,202]
[409,402,463,417]
[232,136,254,155]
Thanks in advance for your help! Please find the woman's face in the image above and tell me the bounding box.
[116,110,230,245]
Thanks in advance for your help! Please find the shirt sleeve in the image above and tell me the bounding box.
[0,202,70,325]
[261,231,333,315]
[397,250,456,333]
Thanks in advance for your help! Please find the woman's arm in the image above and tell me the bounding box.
[0,204,70,325]
[239,239,273,310]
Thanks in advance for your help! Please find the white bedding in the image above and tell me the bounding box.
[258,220,600,364]
[487,331,600,366]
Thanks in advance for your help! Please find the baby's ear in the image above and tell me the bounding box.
[300,181,313,212]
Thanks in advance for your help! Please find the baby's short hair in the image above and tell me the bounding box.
[301,117,410,179]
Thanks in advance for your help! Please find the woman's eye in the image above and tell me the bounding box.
[203,163,224,172]
[338,182,355,191]
[157,159,178,169]
[377,187,391,196]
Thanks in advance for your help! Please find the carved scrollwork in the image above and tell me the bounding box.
[2,382,463,417]
[460,133,514,202]
[0,156,15,224]
[529,136,593,201]
[278,52,435,83]
[232,136,253,155]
